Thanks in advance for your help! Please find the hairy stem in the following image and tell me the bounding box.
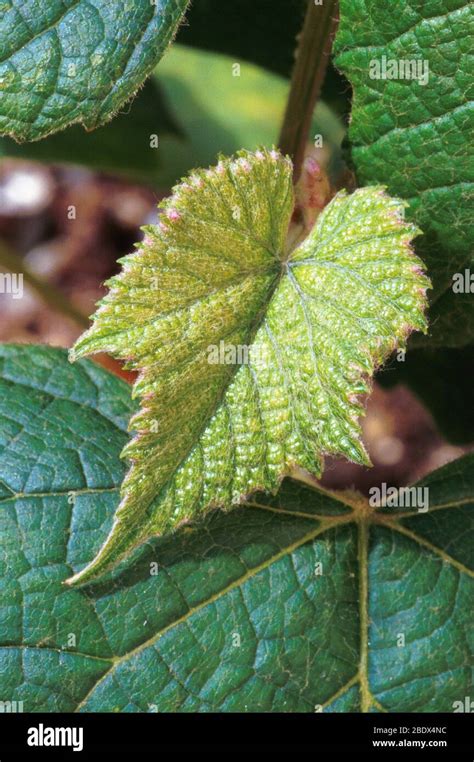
[0,240,89,328]
[278,0,339,183]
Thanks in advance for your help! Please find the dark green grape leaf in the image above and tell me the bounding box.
[0,0,189,141]
[1,345,472,712]
[335,0,474,347]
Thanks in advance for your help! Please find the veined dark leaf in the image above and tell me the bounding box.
[0,345,472,712]
[0,0,189,141]
[335,0,474,348]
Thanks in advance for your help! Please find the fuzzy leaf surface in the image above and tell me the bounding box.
[69,149,430,583]
[0,346,472,712]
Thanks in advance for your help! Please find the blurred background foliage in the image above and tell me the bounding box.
[0,0,471,492]
[0,46,345,187]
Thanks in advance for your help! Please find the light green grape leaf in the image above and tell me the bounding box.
[0,0,189,141]
[69,148,430,585]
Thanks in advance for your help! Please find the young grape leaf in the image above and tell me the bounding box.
[334,0,474,348]
[69,148,430,585]
[0,0,189,141]
[0,345,472,712]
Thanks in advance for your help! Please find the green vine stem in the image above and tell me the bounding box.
[0,240,89,328]
[278,0,339,183]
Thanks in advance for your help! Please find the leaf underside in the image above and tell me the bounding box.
[334,0,474,347]
[0,346,472,712]
[0,0,189,141]
[69,148,430,584]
